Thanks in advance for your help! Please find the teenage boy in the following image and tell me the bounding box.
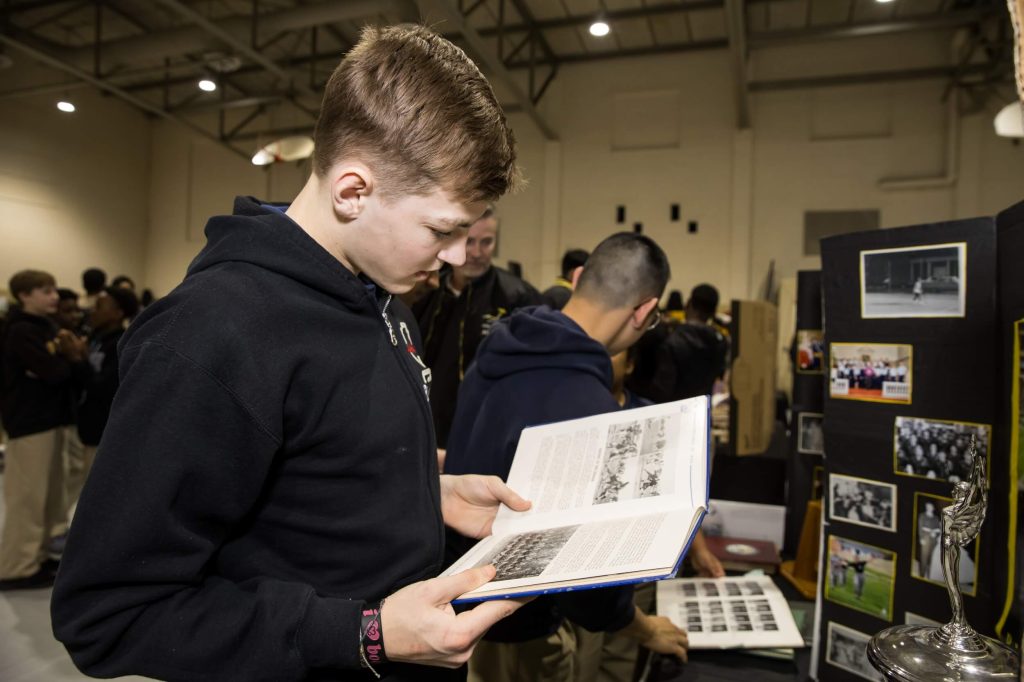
[0,270,82,589]
[444,234,689,681]
[52,25,530,682]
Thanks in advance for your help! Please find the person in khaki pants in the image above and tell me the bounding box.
[0,270,83,589]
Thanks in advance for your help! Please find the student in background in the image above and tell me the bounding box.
[80,268,106,314]
[0,270,84,590]
[55,289,85,334]
[110,275,136,292]
[69,286,139,519]
[541,248,589,310]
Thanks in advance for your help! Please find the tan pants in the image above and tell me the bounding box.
[469,622,578,682]
[0,428,67,579]
[64,432,97,524]
[573,582,658,682]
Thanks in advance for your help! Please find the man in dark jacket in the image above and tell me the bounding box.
[51,25,530,682]
[540,248,588,310]
[628,284,729,403]
[444,233,688,681]
[0,270,82,589]
[414,207,541,448]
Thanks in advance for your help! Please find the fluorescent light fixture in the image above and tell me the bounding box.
[875,0,895,3]
[57,100,75,113]
[994,102,1024,138]
[251,135,315,166]
[589,21,610,37]
[198,78,217,92]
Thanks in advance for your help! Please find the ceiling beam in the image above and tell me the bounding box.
[439,0,557,140]
[0,32,251,160]
[724,0,750,128]
[747,9,991,48]
[748,64,992,91]
[506,39,729,68]
[473,0,724,36]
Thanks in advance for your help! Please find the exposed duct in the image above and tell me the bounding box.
[60,0,419,71]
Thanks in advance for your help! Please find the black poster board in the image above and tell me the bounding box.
[816,216,1013,681]
[995,199,1024,647]
[785,271,825,554]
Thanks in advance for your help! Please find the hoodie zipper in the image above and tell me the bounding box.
[376,293,445,569]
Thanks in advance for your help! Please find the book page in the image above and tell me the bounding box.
[657,576,805,649]
[444,508,701,597]
[494,397,709,534]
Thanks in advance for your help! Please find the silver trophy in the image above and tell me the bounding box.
[867,437,1020,680]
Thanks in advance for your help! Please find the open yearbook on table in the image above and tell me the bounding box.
[443,396,711,603]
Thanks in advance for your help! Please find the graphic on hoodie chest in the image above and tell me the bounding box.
[399,321,432,398]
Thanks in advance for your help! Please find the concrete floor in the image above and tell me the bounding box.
[0,468,148,682]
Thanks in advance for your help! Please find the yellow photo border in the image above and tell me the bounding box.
[824,533,897,622]
[827,473,897,533]
[795,329,826,375]
[829,342,913,405]
[996,319,1023,638]
[891,415,993,483]
[859,241,967,319]
[910,491,980,597]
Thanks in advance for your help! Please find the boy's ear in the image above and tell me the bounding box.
[330,165,373,221]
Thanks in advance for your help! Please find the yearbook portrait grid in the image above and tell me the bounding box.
[817,220,1002,682]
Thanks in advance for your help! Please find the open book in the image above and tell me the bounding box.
[444,396,711,603]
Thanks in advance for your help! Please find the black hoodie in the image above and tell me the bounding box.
[51,197,451,682]
[444,306,635,642]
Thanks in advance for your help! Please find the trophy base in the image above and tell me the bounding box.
[867,625,1020,681]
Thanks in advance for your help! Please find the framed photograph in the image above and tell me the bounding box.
[905,611,942,627]
[826,621,884,681]
[860,242,966,318]
[795,329,825,374]
[828,474,896,532]
[825,535,896,621]
[830,343,912,404]
[797,413,824,455]
[911,492,979,596]
[893,416,990,483]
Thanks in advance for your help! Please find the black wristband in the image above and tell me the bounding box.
[360,599,387,675]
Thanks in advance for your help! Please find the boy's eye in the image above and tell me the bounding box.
[430,228,452,240]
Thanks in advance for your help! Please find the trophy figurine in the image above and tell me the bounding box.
[867,437,1020,680]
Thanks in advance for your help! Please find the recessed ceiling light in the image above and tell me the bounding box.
[589,21,610,37]
[198,78,217,92]
[57,100,75,113]
[875,0,895,4]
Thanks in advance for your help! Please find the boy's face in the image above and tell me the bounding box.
[19,285,59,317]
[352,187,487,294]
[90,293,123,331]
[55,298,83,330]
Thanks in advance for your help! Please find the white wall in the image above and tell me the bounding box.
[0,88,150,299]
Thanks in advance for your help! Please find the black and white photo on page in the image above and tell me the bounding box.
[859,242,966,318]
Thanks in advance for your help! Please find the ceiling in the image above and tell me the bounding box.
[0,0,1013,156]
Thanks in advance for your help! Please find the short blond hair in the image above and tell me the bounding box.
[313,24,519,204]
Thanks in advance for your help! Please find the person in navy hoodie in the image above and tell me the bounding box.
[444,233,689,682]
[52,25,531,682]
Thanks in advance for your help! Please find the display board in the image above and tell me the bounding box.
[785,271,825,554]
[729,300,778,456]
[815,216,1014,681]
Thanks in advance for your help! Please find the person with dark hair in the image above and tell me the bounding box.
[80,268,106,312]
[0,270,84,590]
[52,24,530,682]
[444,233,687,681]
[414,206,541,448]
[110,275,135,291]
[68,286,139,519]
[54,288,84,334]
[628,283,729,404]
[139,288,155,309]
[541,248,589,310]
[664,290,685,323]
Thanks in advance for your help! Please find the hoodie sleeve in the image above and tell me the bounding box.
[51,341,363,682]
[6,321,72,384]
